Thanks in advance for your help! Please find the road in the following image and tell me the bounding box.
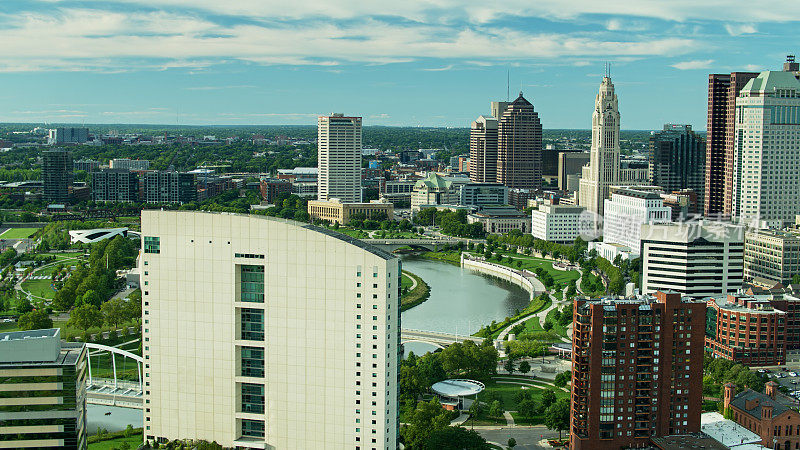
[475,425,561,449]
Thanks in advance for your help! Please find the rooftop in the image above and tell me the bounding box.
[742,70,800,94]
[650,434,728,450]
[730,388,797,420]
[0,328,84,367]
[701,412,763,448]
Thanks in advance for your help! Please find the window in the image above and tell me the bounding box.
[144,236,160,254]
[240,265,265,303]
[241,308,264,341]
[241,347,265,378]
[241,383,265,414]
[241,419,265,437]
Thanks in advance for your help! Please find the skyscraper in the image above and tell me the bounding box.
[495,92,543,190]
[318,113,362,203]
[42,149,73,204]
[648,124,706,212]
[469,115,498,183]
[141,210,399,448]
[579,76,620,217]
[704,71,759,217]
[731,69,800,227]
[570,291,705,450]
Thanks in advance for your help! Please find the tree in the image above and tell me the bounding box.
[468,399,483,418]
[101,297,127,328]
[554,371,571,388]
[544,398,571,440]
[18,309,53,330]
[425,426,489,450]
[68,303,103,331]
[400,399,453,449]
[543,321,553,331]
[518,360,531,375]
[488,400,503,418]
[81,290,103,309]
[508,438,517,449]
[15,296,33,314]
[517,398,538,418]
[504,358,515,375]
[540,389,557,410]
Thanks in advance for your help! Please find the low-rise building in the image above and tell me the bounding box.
[724,382,800,449]
[705,294,787,366]
[459,182,508,207]
[307,198,394,224]
[0,328,87,449]
[259,178,292,204]
[467,206,531,234]
[601,188,672,258]
[109,158,150,171]
[744,228,800,285]
[530,203,588,243]
[411,172,462,210]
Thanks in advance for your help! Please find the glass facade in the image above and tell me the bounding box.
[241,383,265,414]
[241,419,265,438]
[241,346,265,378]
[144,236,160,254]
[240,265,265,303]
[241,308,264,341]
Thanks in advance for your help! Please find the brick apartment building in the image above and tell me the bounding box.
[570,291,705,450]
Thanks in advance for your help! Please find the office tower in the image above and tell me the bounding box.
[48,127,89,145]
[459,182,508,206]
[42,149,73,204]
[318,113,362,202]
[579,76,621,217]
[744,228,800,284]
[490,101,509,119]
[648,124,706,211]
[597,188,672,258]
[641,222,744,298]
[570,291,705,450]
[706,293,787,366]
[496,93,543,190]
[141,211,399,448]
[0,328,87,450]
[143,171,196,204]
[109,158,150,171]
[469,115,498,183]
[704,71,759,217]
[558,151,590,191]
[731,70,800,227]
[91,169,139,203]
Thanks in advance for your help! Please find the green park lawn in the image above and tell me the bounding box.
[465,377,569,426]
[401,272,414,290]
[20,277,56,299]
[502,254,580,286]
[0,227,39,239]
[88,434,142,450]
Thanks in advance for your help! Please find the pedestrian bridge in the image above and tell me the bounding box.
[85,342,143,409]
[400,328,486,349]
[363,238,468,252]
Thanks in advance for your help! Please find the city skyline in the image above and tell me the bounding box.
[0,1,798,128]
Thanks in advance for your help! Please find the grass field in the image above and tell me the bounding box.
[88,434,142,450]
[502,254,580,286]
[401,272,414,290]
[465,377,570,426]
[20,277,56,299]
[0,227,39,239]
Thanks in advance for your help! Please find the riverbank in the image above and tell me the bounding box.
[418,250,461,265]
[474,295,551,339]
[400,270,430,312]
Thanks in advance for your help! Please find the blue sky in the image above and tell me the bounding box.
[0,0,797,129]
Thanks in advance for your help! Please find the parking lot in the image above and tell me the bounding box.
[760,367,800,401]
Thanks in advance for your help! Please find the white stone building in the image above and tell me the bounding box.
[141,210,399,449]
[530,203,589,243]
[600,188,672,257]
[318,114,362,203]
[641,222,744,298]
[731,70,800,228]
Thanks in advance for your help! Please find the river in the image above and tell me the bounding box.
[400,256,529,356]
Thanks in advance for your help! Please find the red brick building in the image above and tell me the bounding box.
[705,294,787,366]
[570,291,706,450]
[725,382,800,449]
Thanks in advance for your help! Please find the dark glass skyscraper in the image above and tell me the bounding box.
[496,92,543,190]
[648,124,706,211]
[42,149,73,204]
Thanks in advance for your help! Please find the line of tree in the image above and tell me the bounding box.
[487,233,589,263]
[414,208,484,239]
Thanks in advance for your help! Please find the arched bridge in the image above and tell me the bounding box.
[85,342,143,409]
[363,238,472,252]
[400,328,486,349]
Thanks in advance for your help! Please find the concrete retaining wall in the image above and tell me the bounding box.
[461,254,537,300]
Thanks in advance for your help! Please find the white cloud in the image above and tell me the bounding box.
[0,9,700,72]
[421,65,454,71]
[725,23,757,35]
[744,64,763,71]
[671,59,715,70]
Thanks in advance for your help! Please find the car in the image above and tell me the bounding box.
[792,380,798,385]
[758,369,766,373]
[790,372,798,377]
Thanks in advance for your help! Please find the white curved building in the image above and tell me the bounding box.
[68,227,128,244]
[141,210,399,449]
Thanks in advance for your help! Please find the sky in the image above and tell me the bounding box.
[0,1,797,130]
